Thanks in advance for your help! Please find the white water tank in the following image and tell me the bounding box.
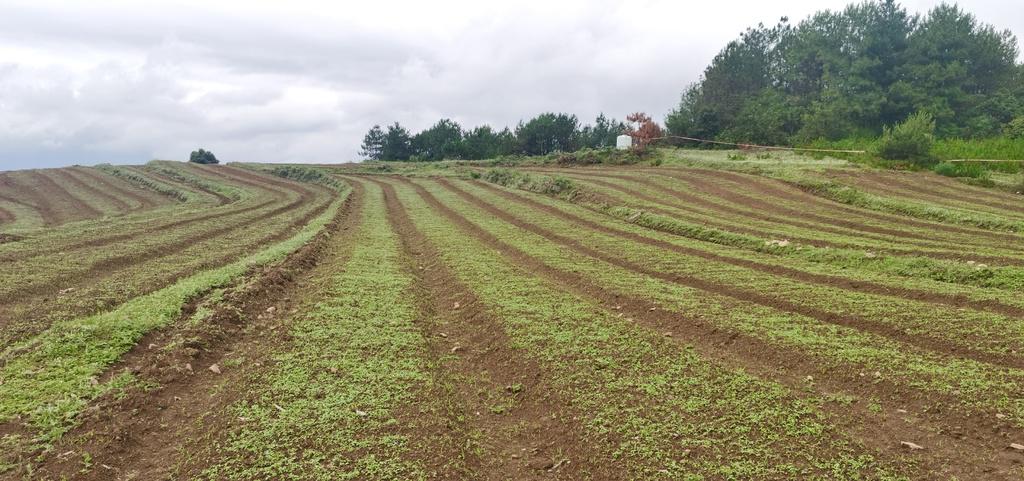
[616,134,632,150]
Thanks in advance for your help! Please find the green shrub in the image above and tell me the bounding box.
[932,161,990,180]
[481,168,578,198]
[933,137,1024,165]
[189,148,219,164]
[266,165,341,188]
[1005,117,1024,139]
[875,112,936,165]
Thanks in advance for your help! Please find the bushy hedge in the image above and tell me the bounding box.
[875,112,936,165]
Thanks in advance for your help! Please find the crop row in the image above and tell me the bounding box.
[0,181,349,474]
[377,174,1023,478]
[0,163,337,347]
[494,168,1024,290]
[538,168,1024,261]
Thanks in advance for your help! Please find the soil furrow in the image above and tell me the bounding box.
[602,170,1002,247]
[33,169,104,220]
[469,180,1024,320]
[0,172,60,225]
[4,184,315,296]
[552,169,968,250]
[71,166,161,210]
[399,175,1024,481]
[0,197,277,263]
[370,175,622,480]
[830,170,1024,218]
[576,169,1024,263]
[664,167,1024,242]
[27,184,360,481]
[184,164,292,200]
[53,168,132,213]
[196,164,321,200]
[435,177,1024,370]
[139,167,234,206]
[0,189,328,340]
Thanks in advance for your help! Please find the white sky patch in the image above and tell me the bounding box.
[0,0,1020,169]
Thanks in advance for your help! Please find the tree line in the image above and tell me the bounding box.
[360,1,1023,161]
[360,114,628,161]
[666,0,1023,145]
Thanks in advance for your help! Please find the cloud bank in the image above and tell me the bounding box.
[0,0,1020,169]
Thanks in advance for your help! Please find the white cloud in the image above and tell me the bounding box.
[0,0,1020,169]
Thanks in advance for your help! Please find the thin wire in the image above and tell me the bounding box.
[647,134,864,153]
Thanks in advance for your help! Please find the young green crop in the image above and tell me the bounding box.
[200,181,430,480]
[419,179,1024,425]
[392,178,914,480]
[0,188,348,472]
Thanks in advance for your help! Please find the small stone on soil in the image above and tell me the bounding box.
[1010,443,1024,451]
[900,441,924,450]
[452,302,461,310]
[208,363,222,374]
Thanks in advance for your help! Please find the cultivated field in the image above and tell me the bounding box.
[2,153,1024,480]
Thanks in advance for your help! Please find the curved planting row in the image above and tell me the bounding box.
[390,175,1024,479]
[0,167,181,230]
[380,175,1017,480]
[541,167,1024,258]
[0,175,350,476]
[529,167,1024,269]
[0,162,339,347]
[10,168,1021,480]
[823,169,1024,220]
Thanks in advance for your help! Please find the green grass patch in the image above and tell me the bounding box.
[397,179,914,480]
[0,188,348,468]
[200,181,429,480]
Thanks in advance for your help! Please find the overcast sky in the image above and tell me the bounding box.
[0,0,1020,169]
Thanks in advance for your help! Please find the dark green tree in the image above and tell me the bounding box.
[189,149,219,164]
[515,113,581,155]
[412,118,465,161]
[359,125,385,160]
[461,125,502,159]
[381,122,414,161]
[581,114,627,148]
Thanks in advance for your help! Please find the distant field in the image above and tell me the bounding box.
[2,153,1024,480]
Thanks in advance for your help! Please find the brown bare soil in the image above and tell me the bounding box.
[672,166,1024,238]
[136,167,233,206]
[826,169,1024,217]
[541,167,1024,264]
[371,176,624,480]
[438,178,1023,369]
[470,180,1024,318]
[7,164,1024,480]
[33,170,105,221]
[0,172,60,226]
[402,175,1024,481]
[70,166,164,211]
[29,183,360,481]
[50,168,133,213]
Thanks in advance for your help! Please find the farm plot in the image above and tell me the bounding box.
[3,161,1024,480]
[0,162,336,347]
